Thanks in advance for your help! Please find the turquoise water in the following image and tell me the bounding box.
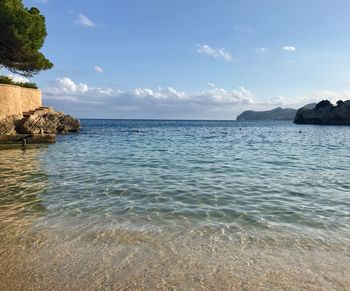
[1,120,349,289]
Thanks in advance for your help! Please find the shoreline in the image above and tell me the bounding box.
[0,134,56,148]
[1,224,349,290]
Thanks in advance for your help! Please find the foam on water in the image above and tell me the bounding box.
[0,120,349,289]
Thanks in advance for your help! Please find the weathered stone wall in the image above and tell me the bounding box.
[0,84,42,117]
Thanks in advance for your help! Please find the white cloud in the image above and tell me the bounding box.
[196,86,254,105]
[43,77,256,118]
[94,66,104,73]
[313,90,350,103]
[7,74,29,83]
[43,77,115,104]
[45,77,350,119]
[133,87,186,100]
[197,44,232,61]
[282,46,296,52]
[76,14,95,27]
[267,95,316,107]
[45,77,253,105]
[266,90,350,108]
[46,77,89,95]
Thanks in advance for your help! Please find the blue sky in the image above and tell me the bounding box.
[3,0,350,119]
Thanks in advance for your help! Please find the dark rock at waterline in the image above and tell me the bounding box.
[236,107,297,121]
[294,100,350,125]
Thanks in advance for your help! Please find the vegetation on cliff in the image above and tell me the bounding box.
[0,76,38,89]
[0,0,53,77]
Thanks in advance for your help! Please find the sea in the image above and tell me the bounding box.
[0,119,349,290]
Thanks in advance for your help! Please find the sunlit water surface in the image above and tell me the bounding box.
[0,120,349,290]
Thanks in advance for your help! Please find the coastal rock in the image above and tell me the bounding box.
[294,100,350,125]
[236,107,297,121]
[18,108,80,134]
[0,115,21,135]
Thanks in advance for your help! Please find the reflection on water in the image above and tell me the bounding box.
[0,148,47,242]
[0,120,350,289]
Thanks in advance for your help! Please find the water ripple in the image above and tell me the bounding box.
[0,120,349,288]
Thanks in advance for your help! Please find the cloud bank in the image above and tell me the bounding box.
[44,77,345,119]
[44,77,255,119]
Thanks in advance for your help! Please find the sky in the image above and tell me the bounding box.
[3,0,350,119]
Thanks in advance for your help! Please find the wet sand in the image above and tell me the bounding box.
[1,227,349,290]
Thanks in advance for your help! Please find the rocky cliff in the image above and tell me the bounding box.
[0,107,80,135]
[294,100,350,125]
[236,107,297,121]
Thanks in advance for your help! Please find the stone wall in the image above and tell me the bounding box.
[0,84,42,117]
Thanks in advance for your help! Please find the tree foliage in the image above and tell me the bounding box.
[0,0,53,77]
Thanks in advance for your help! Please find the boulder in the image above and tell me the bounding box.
[294,100,350,125]
[0,115,21,135]
[18,108,80,134]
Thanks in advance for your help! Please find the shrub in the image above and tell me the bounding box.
[15,82,38,89]
[0,76,13,85]
[0,75,38,89]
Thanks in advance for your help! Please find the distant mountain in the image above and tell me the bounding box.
[236,107,297,121]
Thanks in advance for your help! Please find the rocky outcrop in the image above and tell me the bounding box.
[0,115,21,135]
[294,100,350,125]
[18,108,80,134]
[236,107,297,121]
[0,108,80,135]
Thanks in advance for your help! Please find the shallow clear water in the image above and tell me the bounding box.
[0,120,349,289]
